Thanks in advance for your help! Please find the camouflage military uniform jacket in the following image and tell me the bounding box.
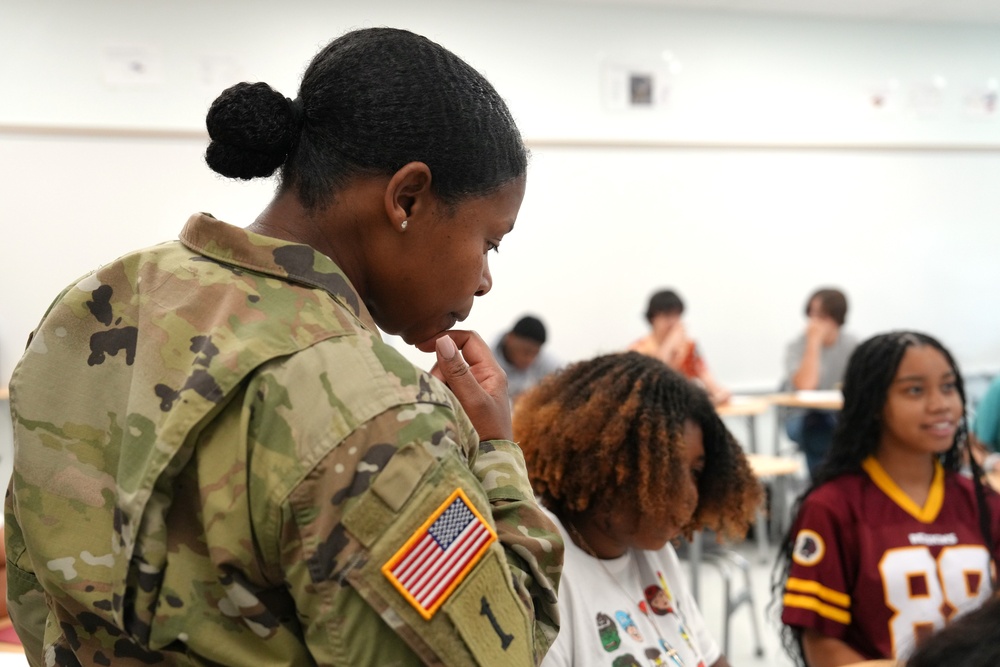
[6,213,562,666]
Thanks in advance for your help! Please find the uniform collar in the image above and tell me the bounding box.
[179,212,379,335]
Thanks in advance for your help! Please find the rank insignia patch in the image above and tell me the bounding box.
[382,488,497,619]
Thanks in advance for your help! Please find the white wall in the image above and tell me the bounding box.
[2,0,1000,396]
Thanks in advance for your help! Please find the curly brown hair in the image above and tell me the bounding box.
[515,352,762,541]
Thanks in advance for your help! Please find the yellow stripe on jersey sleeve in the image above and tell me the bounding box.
[783,593,852,625]
[785,577,851,609]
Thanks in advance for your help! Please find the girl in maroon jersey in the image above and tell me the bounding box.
[772,331,999,667]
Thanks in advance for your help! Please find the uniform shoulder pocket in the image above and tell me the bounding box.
[342,444,532,666]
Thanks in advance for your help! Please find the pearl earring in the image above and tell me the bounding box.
[401,220,408,231]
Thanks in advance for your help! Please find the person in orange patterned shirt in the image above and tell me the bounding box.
[628,289,730,405]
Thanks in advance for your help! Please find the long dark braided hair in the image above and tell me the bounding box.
[515,351,761,542]
[770,330,996,667]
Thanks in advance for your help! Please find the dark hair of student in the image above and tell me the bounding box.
[645,289,685,324]
[204,27,528,210]
[806,288,848,326]
[770,330,996,667]
[515,352,761,541]
[511,315,547,345]
[906,596,1000,667]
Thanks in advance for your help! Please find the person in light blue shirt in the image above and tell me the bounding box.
[494,315,560,406]
[973,374,1000,471]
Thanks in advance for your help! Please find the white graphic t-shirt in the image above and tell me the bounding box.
[542,510,720,667]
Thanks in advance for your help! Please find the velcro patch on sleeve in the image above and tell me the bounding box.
[381,488,497,620]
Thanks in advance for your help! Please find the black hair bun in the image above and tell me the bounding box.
[205,82,301,180]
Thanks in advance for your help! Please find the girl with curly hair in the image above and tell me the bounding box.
[773,331,1000,667]
[516,352,762,667]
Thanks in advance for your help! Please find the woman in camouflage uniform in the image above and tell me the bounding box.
[6,27,562,667]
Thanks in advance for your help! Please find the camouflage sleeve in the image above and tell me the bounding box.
[270,400,558,666]
[472,439,564,663]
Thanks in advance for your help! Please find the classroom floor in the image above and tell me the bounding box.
[680,538,797,667]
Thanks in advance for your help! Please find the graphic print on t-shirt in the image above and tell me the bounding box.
[662,641,687,666]
[543,511,719,667]
[616,610,644,643]
[597,612,622,651]
[644,585,673,615]
[596,604,698,666]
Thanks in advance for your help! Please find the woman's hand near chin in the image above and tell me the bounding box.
[418,330,512,441]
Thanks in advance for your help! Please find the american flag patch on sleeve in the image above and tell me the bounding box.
[382,488,497,620]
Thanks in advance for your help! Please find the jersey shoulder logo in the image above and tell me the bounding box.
[792,529,825,566]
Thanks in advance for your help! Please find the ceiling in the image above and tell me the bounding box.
[540,0,1000,26]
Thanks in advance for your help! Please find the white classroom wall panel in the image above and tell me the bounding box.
[2,0,1000,393]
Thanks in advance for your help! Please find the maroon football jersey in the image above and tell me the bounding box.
[781,457,1000,660]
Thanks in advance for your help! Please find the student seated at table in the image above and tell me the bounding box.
[493,314,560,406]
[516,352,762,667]
[782,287,858,476]
[774,331,1000,667]
[629,289,731,405]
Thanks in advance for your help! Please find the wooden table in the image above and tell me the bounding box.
[717,395,773,417]
[716,395,771,453]
[767,390,843,411]
[767,390,843,454]
[747,453,802,478]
